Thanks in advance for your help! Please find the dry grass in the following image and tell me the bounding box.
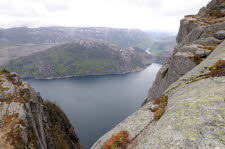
[151,96,168,121]
[153,96,168,108]
[0,69,10,75]
[153,108,165,121]
[5,126,25,149]
[205,60,225,77]
[0,113,26,149]
[102,131,130,149]
[198,45,218,51]
[0,70,23,87]
[188,56,204,64]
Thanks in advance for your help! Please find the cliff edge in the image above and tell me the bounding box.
[0,69,82,149]
[92,0,225,148]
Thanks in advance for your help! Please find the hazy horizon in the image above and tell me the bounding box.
[0,0,210,33]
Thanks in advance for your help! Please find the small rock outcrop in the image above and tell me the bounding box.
[0,69,82,149]
[92,0,225,148]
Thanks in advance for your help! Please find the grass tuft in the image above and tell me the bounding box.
[205,60,225,77]
[151,96,168,121]
[102,131,130,149]
[153,108,165,121]
[188,56,204,64]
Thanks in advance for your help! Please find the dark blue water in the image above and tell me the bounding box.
[25,63,161,149]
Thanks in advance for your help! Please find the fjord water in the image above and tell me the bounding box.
[26,63,161,149]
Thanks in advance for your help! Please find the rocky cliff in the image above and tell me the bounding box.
[0,69,82,149]
[92,0,225,148]
[146,0,225,101]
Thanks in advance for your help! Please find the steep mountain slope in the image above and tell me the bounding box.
[0,43,57,65]
[2,39,156,78]
[0,27,154,49]
[0,69,82,149]
[92,0,225,148]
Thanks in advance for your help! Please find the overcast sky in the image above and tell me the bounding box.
[0,0,210,33]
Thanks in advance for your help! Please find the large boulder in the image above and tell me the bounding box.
[214,30,225,40]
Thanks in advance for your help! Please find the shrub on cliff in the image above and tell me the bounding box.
[102,131,130,149]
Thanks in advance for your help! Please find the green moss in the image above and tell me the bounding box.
[205,60,225,78]
[209,64,217,71]
[152,96,168,121]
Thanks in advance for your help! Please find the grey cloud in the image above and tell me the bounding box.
[44,1,71,12]
[136,0,162,8]
[0,1,44,18]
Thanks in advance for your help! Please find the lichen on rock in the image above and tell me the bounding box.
[0,70,83,149]
[92,0,225,148]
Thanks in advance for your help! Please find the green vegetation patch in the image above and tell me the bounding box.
[102,131,130,149]
[1,40,149,78]
[151,96,168,121]
[2,59,41,78]
[205,60,225,77]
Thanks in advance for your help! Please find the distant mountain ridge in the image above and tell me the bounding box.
[0,27,176,66]
[0,27,155,49]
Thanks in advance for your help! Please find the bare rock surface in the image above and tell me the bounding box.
[0,70,83,149]
[214,30,225,39]
[147,0,225,100]
[92,0,225,148]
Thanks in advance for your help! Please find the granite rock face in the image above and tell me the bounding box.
[147,0,225,100]
[0,70,82,149]
[92,0,225,148]
[214,30,225,39]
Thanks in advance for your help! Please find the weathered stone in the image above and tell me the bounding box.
[176,18,201,44]
[206,0,223,9]
[92,39,225,149]
[193,37,222,45]
[91,102,154,149]
[0,71,83,149]
[182,26,206,45]
[214,30,225,40]
[195,48,212,58]
[92,1,225,148]
[147,52,197,100]
[178,44,200,53]
[201,21,225,38]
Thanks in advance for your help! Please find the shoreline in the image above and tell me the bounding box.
[24,67,145,80]
[24,64,161,80]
